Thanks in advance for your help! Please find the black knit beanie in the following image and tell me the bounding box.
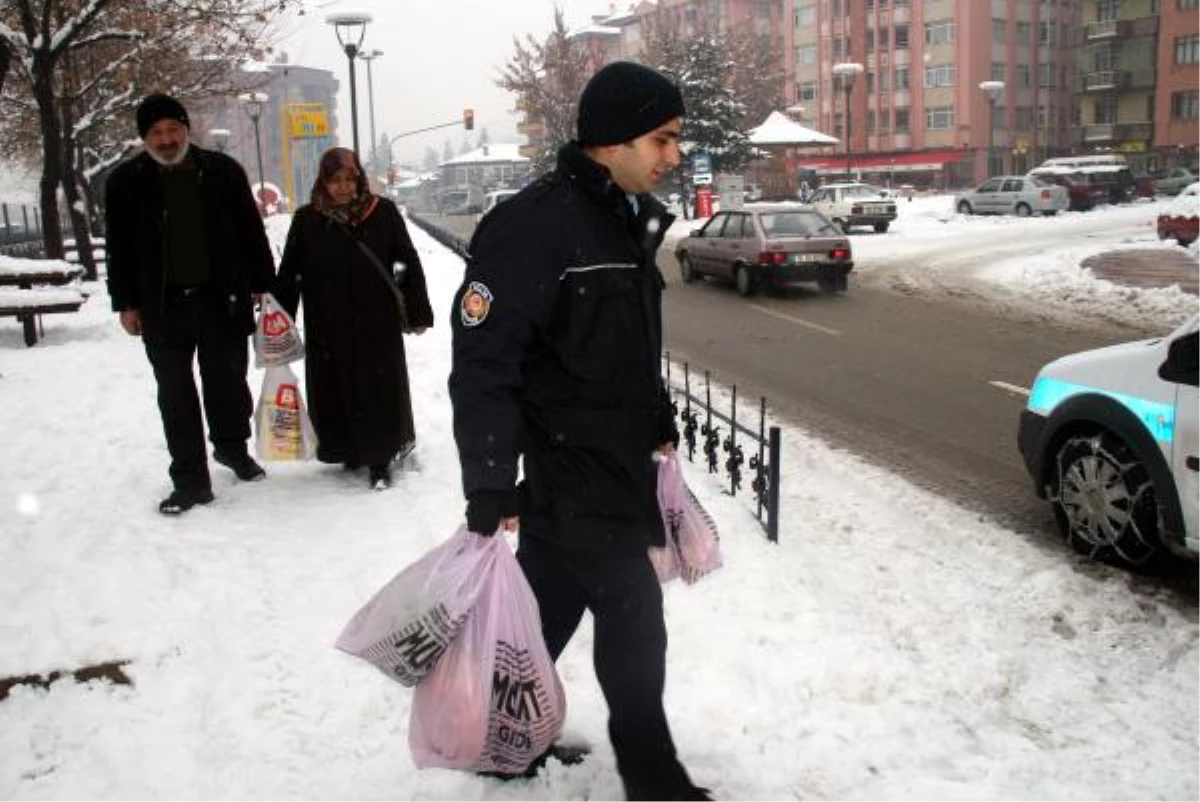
[577,61,685,146]
[136,94,190,139]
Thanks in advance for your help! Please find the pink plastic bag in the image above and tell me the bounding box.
[335,528,498,686]
[409,534,566,775]
[651,452,722,585]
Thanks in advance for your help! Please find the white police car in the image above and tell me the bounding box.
[1018,315,1198,567]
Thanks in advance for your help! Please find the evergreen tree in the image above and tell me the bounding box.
[641,24,755,174]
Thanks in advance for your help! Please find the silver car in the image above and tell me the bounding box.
[954,176,1069,217]
[674,206,853,296]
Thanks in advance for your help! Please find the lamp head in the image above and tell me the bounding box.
[237,91,270,120]
[326,11,372,57]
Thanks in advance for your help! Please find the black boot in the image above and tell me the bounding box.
[213,450,266,482]
[368,464,391,490]
[159,487,215,515]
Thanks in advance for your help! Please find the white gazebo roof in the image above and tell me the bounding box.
[748,111,839,146]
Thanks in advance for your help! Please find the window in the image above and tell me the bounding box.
[797,81,818,101]
[1095,95,1117,124]
[796,44,816,64]
[926,106,954,129]
[895,24,909,48]
[867,29,876,53]
[1176,35,1199,65]
[1039,21,1055,44]
[1016,106,1035,129]
[1097,0,1120,22]
[977,178,1003,192]
[1017,64,1031,88]
[991,62,1007,81]
[878,69,890,93]
[894,67,910,91]
[832,37,844,59]
[1172,90,1199,119]
[867,71,876,93]
[894,108,910,132]
[1015,21,1031,44]
[925,20,954,45]
[1180,0,1199,8]
[878,28,890,49]
[795,4,815,26]
[924,64,955,87]
[992,20,1007,43]
[1038,63,1055,87]
[867,110,877,132]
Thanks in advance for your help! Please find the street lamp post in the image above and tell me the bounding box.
[831,62,864,180]
[979,80,1005,177]
[358,48,383,174]
[238,91,269,213]
[326,11,373,155]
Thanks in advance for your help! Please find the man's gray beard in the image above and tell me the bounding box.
[147,140,190,166]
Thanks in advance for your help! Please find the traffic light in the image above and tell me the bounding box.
[463,108,474,131]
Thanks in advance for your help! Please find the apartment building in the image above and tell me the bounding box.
[789,0,1081,188]
[1154,0,1200,170]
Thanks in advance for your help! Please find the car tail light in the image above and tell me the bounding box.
[758,251,787,266]
[1040,189,1051,200]
[829,246,850,260]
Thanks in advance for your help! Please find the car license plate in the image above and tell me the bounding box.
[865,204,887,214]
[792,253,821,263]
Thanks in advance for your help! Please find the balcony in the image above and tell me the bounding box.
[1081,122,1153,143]
[1085,20,1124,39]
[1083,71,1127,91]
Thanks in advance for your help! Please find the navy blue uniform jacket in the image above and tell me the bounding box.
[449,143,677,552]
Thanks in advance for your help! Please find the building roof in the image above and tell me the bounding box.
[439,143,529,167]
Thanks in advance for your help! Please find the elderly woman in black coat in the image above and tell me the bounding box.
[274,147,434,489]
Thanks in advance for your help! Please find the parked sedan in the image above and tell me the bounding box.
[1034,171,1108,211]
[805,182,897,233]
[1155,167,1197,196]
[674,206,853,296]
[1157,181,1199,246]
[954,176,1069,216]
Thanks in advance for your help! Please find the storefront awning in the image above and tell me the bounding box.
[795,149,967,173]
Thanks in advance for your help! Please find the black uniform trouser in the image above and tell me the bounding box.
[142,290,253,492]
[516,535,694,801]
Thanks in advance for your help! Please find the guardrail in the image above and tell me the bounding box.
[664,354,782,543]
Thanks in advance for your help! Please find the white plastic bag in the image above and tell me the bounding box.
[253,293,304,368]
[335,528,498,687]
[409,533,566,775]
[253,364,317,461]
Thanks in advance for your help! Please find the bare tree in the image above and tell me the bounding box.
[496,8,599,176]
[0,0,292,276]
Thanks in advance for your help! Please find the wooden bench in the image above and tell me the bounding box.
[0,264,88,346]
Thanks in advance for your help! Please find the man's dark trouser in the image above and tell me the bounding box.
[516,535,694,801]
[143,290,253,492]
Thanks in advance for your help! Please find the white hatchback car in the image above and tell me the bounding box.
[1018,315,1198,567]
[955,175,1069,217]
[804,182,897,233]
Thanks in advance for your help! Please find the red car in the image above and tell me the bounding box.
[1157,181,1199,246]
[1036,172,1109,211]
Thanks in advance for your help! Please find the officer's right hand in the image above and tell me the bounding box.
[465,489,519,536]
[119,309,142,336]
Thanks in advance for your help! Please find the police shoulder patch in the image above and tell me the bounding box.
[460,281,494,327]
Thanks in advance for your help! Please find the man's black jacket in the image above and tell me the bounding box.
[449,143,677,552]
[105,146,276,334]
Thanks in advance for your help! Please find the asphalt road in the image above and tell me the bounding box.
[657,250,1197,600]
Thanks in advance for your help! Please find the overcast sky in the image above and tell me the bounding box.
[274,0,619,165]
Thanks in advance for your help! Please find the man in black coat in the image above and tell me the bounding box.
[449,62,709,800]
[106,94,276,515]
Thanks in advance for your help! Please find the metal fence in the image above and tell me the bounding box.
[663,353,782,543]
[0,203,44,258]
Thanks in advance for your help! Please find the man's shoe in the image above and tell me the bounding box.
[675,786,714,801]
[214,451,266,482]
[478,742,590,781]
[159,488,214,515]
[368,464,391,491]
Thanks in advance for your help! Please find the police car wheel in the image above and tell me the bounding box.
[1050,431,1162,567]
